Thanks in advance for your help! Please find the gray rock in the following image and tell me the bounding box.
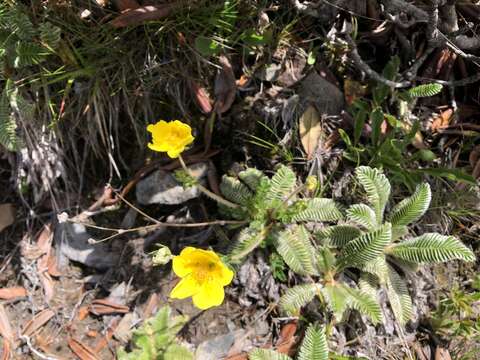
[136,162,208,205]
[55,222,116,270]
[195,331,243,360]
[299,71,344,116]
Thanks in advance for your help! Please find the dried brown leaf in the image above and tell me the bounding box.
[435,347,452,360]
[0,307,13,360]
[0,204,15,233]
[1,340,11,360]
[0,287,27,300]
[275,321,298,356]
[143,293,158,319]
[236,75,249,88]
[189,80,213,114]
[94,317,119,353]
[431,108,453,132]
[113,313,134,343]
[0,305,14,343]
[21,309,55,337]
[299,105,323,159]
[86,330,98,338]
[77,306,90,321]
[68,338,100,360]
[90,299,129,315]
[39,272,55,303]
[36,224,53,253]
[214,55,236,114]
[110,4,175,28]
[276,321,297,346]
[47,251,61,277]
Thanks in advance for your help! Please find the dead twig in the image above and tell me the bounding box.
[20,335,60,360]
[345,35,411,88]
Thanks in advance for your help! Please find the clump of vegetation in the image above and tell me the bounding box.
[340,56,474,190]
[0,3,61,151]
[217,165,474,325]
[249,324,328,360]
[117,305,192,360]
[430,275,480,358]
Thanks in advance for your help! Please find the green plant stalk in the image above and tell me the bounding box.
[178,155,239,209]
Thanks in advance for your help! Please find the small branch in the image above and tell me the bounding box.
[178,155,239,209]
[20,335,60,360]
[67,218,248,244]
[345,35,411,88]
[113,188,161,224]
[418,72,480,87]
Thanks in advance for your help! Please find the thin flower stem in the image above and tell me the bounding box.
[68,218,247,243]
[113,188,161,224]
[178,155,239,209]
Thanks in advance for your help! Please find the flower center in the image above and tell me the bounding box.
[192,261,216,283]
[167,128,184,143]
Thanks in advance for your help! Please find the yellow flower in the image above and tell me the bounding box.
[305,175,318,192]
[147,120,194,158]
[170,247,234,310]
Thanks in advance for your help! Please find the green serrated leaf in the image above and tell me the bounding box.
[385,265,412,324]
[0,86,19,151]
[238,168,266,191]
[343,285,383,324]
[389,183,431,227]
[220,175,253,206]
[358,273,379,299]
[249,349,292,360]
[274,225,317,275]
[266,165,297,202]
[356,166,391,224]
[408,83,443,98]
[346,204,377,230]
[315,225,362,247]
[360,256,389,283]
[387,233,475,263]
[279,283,320,316]
[14,41,46,67]
[338,223,392,268]
[39,22,61,50]
[321,284,350,320]
[316,247,336,273]
[292,198,343,222]
[229,226,266,263]
[297,324,329,360]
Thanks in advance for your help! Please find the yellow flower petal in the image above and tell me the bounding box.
[170,275,201,299]
[172,256,191,278]
[195,248,221,262]
[166,148,182,158]
[172,247,198,277]
[147,142,169,152]
[192,281,225,310]
[178,246,199,257]
[218,264,234,286]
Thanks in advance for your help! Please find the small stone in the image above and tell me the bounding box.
[195,331,240,360]
[136,162,208,205]
[299,71,344,116]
